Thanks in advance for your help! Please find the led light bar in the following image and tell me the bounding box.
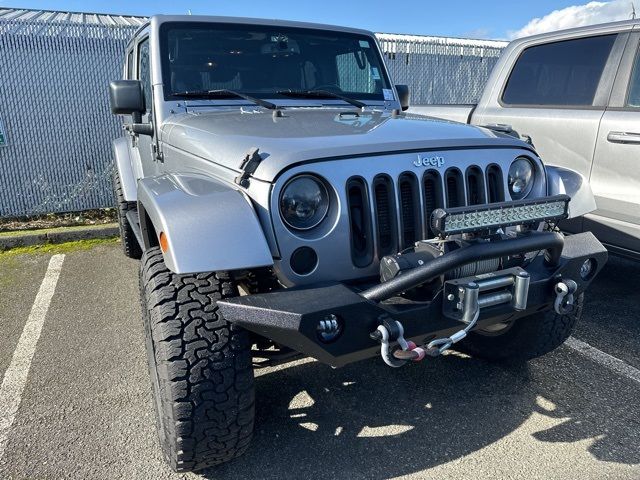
[431,194,570,236]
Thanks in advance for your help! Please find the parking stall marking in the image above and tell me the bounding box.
[0,254,65,462]
[566,336,640,385]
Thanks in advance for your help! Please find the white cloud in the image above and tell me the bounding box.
[509,0,636,39]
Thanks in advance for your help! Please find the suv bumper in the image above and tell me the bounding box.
[218,232,607,367]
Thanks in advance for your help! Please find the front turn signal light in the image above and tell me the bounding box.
[159,232,169,253]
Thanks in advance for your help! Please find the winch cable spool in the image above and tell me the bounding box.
[382,241,499,279]
[446,257,500,279]
[362,231,564,303]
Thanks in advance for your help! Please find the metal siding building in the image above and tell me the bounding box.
[0,8,507,218]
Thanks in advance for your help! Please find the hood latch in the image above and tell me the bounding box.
[235,147,263,188]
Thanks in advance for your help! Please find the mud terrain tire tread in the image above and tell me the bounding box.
[457,294,584,361]
[112,170,143,259]
[140,247,255,472]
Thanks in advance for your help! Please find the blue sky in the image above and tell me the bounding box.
[4,1,636,39]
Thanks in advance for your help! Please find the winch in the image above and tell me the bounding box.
[372,265,583,365]
[379,238,521,297]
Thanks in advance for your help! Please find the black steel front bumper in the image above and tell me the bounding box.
[218,231,608,367]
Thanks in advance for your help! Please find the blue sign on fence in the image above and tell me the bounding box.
[0,119,6,147]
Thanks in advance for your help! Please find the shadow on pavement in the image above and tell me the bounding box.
[577,255,640,368]
[205,349,640,479]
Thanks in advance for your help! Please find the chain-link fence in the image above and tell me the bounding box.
[378,34,506,105]
[0,15,506,218]
[0,17,139,218]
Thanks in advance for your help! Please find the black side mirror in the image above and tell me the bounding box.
[109,80,145,117]
[109,80,153,136]
[395,84,410,111]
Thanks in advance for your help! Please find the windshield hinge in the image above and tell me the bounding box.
[235,147,263,188]
[152,143,164,162]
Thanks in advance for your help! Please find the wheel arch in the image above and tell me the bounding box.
[138,202,158,250]
[546,166,597,219]
[137,173,273,274]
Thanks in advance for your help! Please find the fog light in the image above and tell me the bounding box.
[580,258,595,280]
[290,246,318,275]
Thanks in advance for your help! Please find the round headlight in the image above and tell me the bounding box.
[279,175,330,230]
[508,157,535,199]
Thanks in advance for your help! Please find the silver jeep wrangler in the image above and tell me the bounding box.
[109,15,608,473]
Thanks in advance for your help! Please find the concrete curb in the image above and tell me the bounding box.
[0,223,119,250]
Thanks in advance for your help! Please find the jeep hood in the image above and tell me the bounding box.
[162,108,531,182]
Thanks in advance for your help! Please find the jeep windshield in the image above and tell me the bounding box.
[159,22,393,104]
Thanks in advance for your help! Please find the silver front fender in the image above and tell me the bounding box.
[546,166,596,218]
[112,137,137,202]
[137,174,273,274]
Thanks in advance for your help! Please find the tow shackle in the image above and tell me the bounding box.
[554,279,578,315]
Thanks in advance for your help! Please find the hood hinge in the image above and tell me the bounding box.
[235,147,263,188]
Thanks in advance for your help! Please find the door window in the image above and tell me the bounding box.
[502,35,616,106]
[126,49,134,79]
[627,47,640,107]
[137,38,152,111]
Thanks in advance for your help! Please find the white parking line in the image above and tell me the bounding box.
[566,336,640,385]
[0,254,64,462]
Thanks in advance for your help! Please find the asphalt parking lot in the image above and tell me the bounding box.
[0,241,639,480]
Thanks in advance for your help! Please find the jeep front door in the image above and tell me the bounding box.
[135,37,157,176]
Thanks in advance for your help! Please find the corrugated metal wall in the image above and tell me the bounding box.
[0,17,506,218]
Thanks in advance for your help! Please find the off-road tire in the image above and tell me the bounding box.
[112,169,142,259]
[457,294,584,361]
[139,247,255,472]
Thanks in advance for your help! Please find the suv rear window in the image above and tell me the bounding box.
[502,35,616,106]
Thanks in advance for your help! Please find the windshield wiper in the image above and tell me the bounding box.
[168,89,279,110]
[277,89,366,109]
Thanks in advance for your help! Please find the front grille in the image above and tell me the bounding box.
[347,164,504,266]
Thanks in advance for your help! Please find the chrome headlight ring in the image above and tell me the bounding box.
[508,157,535,200]
[279,174,330,230]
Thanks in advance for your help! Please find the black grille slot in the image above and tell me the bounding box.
[346,177,373,267]
[398,173,421,249]
[373,175,397,257]
[466,166,486,205]
[445,168,465,208]
[486,165,505,203]
[423,170,443,237]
